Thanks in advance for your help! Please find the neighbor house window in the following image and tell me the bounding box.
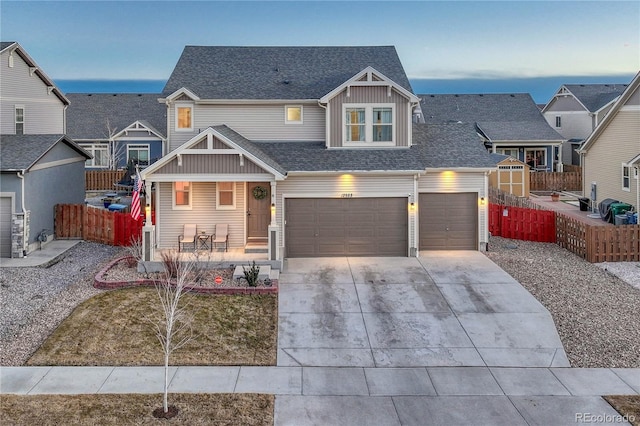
[175,104,193,131]
[343,104,394,145]
[127,144,150,167]
[622,164,630,191]
[285,105,303,124]
[81,143,109,168]
[498,148,517,158]
[525,149,546,170]
[15,106,24,135]
[173,182,192,209]
[555,116,562,128]
[216,182,235,209]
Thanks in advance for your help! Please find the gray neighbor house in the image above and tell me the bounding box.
[0,42,90,258]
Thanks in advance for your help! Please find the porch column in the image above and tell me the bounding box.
[141,181,155,262]
[268,181,279,261]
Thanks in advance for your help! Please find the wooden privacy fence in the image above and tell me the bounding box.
[530,171,581,192]
[55,204,142,246]
[86,170,126,191]
[489,204,557,243]
[556,213,640,262]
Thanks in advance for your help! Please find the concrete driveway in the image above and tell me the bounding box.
[277,251,569,369]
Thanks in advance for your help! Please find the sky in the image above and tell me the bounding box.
[1,0,639,102]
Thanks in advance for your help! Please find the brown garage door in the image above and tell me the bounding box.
[0,197,12,258]
[285,198,407,257]
[419,193,478,250]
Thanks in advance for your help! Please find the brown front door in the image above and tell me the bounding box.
[247,182,270,241]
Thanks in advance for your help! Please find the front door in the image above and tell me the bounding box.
[247,182,270,241]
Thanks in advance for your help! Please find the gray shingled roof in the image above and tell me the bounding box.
[65,93,166,140]
[419,93,563,142]
[563,84,628,112]
[162,46,413,99]
[250,123,495,172]
[0,41,16,51]
[0,134,90,171]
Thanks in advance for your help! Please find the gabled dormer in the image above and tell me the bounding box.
[320,66,420,149]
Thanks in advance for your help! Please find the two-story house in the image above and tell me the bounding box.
[66,93,167,170]
[0,42,90,258]
[141,46,496,263]
[542,83,628,166]
[419,93,565,172]
[577,72,640,211]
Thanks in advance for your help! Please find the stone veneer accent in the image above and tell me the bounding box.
[10,211,29,258]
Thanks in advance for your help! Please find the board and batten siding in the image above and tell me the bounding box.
[156,182,246,249]
[168,103,325,151]
[583,110,640,207]
[155,153,270,175]
[417,172,488,250]
[0,50,65,134]
[327,86,411,148]
[275,174,416,252]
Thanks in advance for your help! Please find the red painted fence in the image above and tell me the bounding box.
[489,203,557,243]
[55,204,143,246]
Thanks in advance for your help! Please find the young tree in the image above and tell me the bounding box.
[105,118,126,170]
[150,251,196,418]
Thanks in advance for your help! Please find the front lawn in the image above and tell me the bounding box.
[27,288,277,366]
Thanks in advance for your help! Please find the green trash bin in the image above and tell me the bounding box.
[610,202,632,217]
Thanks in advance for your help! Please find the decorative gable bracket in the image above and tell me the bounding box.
[320,66,419,104]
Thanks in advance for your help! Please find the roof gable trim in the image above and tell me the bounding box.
[320,66,419,104]
[162,87,200,102]
[113,120,166,140]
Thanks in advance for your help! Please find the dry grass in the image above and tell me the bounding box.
[605,395,640,426]
[27,288,277,366]
[0,393,274,425]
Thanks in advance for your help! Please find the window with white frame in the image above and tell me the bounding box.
[343,104,394,145]
[285,105,303,124]
[15,106,24,135]
[498,148,518,158]
[173,182,192,209]
[175,104,193,131]
[622,164,631,191]
[216,182,235,209]
[555,116,562,128]
[127,144,150,166]
[81,143,109,168]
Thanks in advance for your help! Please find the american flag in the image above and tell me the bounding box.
[130,167,143,220]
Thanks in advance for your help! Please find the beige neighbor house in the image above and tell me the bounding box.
[140,46,497,265]
[577,71,640,211]
[542,83,628,166]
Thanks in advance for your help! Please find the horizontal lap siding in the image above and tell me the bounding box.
[169,104,325,151]
[584,111,640,207]
[276,175,415,252]
[157,182,246,249]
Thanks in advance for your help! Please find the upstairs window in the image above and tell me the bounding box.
[175,104,193,131]
[555,116,562,128]
[343,104,394,146]
[15,106,24,135]
[285,105,303,124]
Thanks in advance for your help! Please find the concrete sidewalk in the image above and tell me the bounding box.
[0,240,80,268]
[2,366,638,424]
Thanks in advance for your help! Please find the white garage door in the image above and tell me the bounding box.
[0,197,12,258]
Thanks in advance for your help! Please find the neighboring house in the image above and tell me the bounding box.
[489,153,530,198]
[577,72,640,211]
[141,46,496,263]
[65,93,167,169]
[419,94,565,172]
[542,83,628,166]
[0,42,90,258]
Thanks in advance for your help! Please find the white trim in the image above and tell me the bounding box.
[284,105,303,124]
[342,103,395,146]
[29,156,86,171]
[126,143,150,166]
[216,181,237,210]
[14,105,24,135]
[162,87,200,102]
[172,181,192,210]
[145,173,273,183]
[320,66,419,104]
[113,120,166,141]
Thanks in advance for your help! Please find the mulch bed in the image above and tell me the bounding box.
[95,257,278,294]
